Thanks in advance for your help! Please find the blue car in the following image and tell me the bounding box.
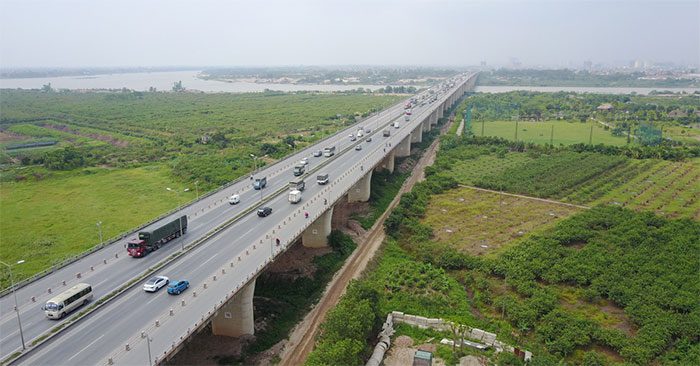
[167,280,189,295]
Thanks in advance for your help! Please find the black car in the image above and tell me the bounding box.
[366,137,372,142]
[257,206,272,217]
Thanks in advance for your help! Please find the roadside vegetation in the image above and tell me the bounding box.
[0,90,401,286]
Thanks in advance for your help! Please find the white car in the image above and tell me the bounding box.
[143,276,169,292]
[228,194,240,205]
[300,157,309,165]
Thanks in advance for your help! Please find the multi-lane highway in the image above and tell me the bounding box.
[4,73,476,365]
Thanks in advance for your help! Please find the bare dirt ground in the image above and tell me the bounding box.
[279,133,445,366]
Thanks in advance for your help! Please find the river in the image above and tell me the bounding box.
[0,70,386,93]
[2,71,697,95]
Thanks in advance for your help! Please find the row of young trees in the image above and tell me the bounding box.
[467,91,700,125]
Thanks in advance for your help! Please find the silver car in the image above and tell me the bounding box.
[143,276,169,292]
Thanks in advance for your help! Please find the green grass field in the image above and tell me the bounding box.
[0,165,195,282]
[471,120,630,146]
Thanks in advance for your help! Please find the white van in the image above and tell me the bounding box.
[288,189,302,204]
[228,194,240,205]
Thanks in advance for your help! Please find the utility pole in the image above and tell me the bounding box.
[514,120,519,141]
[589,125,593,145]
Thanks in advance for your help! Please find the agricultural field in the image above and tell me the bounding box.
[422,188,581,256]
[589,158,700,220]
[470,120,629,146]
[0,165,195,282]
[432,137,700,220]
[474,151,626,198]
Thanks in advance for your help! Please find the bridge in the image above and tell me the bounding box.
[3,73,477,365]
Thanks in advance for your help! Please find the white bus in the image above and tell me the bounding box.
[43,283,93,319]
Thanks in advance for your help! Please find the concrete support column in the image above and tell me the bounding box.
[348,170,373,203]
[212,278,256,337]
[410,127,422,144]
[430,110,438,126]
[376,149,395,173]
[302,205,334,248]
[438,103,444,118]
[422,117,431,132]
[395,135,411,158]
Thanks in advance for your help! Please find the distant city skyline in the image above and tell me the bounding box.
[1,0,698,68]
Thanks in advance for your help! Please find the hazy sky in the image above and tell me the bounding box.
[0,0,698,68]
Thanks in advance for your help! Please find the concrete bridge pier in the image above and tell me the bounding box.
[302,205,334,248]
[430,110,438,126]
[438,103,444,118]
[410,127,422,144]
[376,149,395,173]
[348,170,373,203]
[211,278,256,337]
[422,117,431,132]
[395,135,411,158]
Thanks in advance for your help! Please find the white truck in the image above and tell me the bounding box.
[357,129,364,138]
[288,189,302,204]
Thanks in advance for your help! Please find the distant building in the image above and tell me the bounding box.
[597,103,614,112]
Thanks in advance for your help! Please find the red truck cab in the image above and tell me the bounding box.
[127,239,147,257]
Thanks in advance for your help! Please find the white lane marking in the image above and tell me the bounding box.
[193,254,219,272]
[0,328,17,343]
[68,334,104,360]
[145,294,161,306]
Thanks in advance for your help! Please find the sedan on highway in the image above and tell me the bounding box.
[167,280,189,295]
[313,150,322,157]
[143,276,169,292]
[257,206,273,217]
[355,145,362,151]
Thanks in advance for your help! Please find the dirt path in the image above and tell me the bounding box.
[456,118,465,135]
[279,134,445,366]
[457,184,591,210]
